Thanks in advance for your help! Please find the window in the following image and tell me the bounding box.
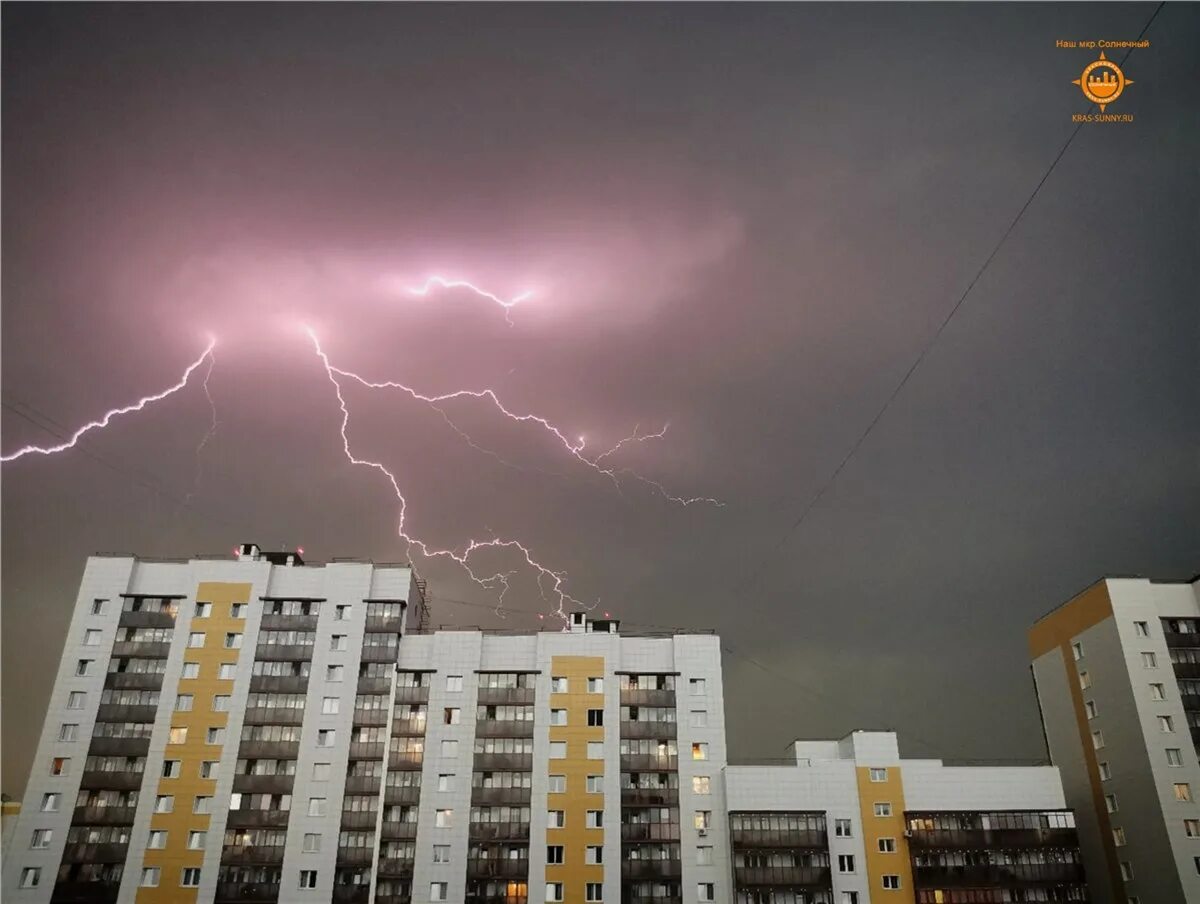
[874,802,892,817]
[326,664,344,682]
[334,604,351,620]
[435,809,453,827]
[547,845,565,864]
[548,809,565,828]
[882,875,901,889]
[308,798,327,817]
[1186,819,1200,837]
[1092,730,1105,750]
[31,829,52,849]
[1113,827,1127,846]
[692,742,708,760]
[213,695,231,711]
[181,662,200,679]
[1143,652,1158,668]
[224,632,242,649]
[690,710,708,727]
[698,883,715,901]
[587,741,605,759]
[546,883,564,902]
[40,793,60,812]
[1151,683,1166,701]
[194,602,212,618]
[331,634,348,651]
[1071,642,1082,660]
[550,741,567,759]
[446,675,463,692]
[838,854,856,873]
[311,762,330,780]
[444,707,460,725]
[441,739,458,757]
[1079,671,1091,689]
[834,819,852,837]
[430,883,448,901]
[50,756,69,775]
[1085,700,1098,719]
[169,728,188,744]
[1134,620,1149,637]
[587,810,603,828]
[19,868,41,889]
[1168,748,1184,766]
[869,767,888,782]
[67,692,86,710]
[318,730,336,748]
[1120,862,1134,880]
[83,629,102,646]
[141,868,161,887]
[187,831,206,850]
[321,697,340,715]
[580,844,602,865]
[434,774,453,792]
[587,709,604,727]
[200,761,218,778]
[696,845,713,865]
[75,659,93,676]
[842,894,860,904]
[1177,783,1193,802]
[206,727,225,744]
[551,676,568,693]
[692,775,711,794]
[91,599,107,615]
[550,708,568,726]
[58,723,79,742]
[230,603,246,618]
[878,837,896,852]
[1161,715,1176,733]
[1105,794,1118,813]
[299,871,318,889]
[1099,761,1112,780]
[586,883,604,902]
[147,830,167,849]
[188,632,205,648]
[154,795,174,813]
[549,775,566,793]
[433,844,451,863]
[694,810,712,830]
[181,868,201,887]
[303,833,321,852]
[175,694,194,712]
[586,775,603,793]
[689,678,706,695]
[587,677,603,693]
[162,760,181,778]
[193,796,212,814]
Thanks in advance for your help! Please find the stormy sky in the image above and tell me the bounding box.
[3,3,1197,796]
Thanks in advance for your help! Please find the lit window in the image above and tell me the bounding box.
[693,776,711,794]
[49,757,69,776]
[1176,783,1193,802]
[168,728,188,744]
[692,742,708,761]
[694,810,712,830]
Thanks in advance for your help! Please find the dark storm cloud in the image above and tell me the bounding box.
[3,3,1198,794]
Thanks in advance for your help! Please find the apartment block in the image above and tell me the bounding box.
[724,730,1088,904]
[1030,575,1200,904]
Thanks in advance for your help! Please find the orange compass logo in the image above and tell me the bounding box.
[1073,51,1132,111]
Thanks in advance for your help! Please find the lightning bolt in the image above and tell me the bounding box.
[184,350,220,504]
[405,276,533,326]
[593,423,670,465]
[1,338,218,464]
[314,346,722,507]
[308,327,588,623]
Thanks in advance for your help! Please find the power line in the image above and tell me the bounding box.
[740,3,1166,595]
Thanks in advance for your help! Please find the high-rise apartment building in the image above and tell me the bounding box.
[1,546,730,904]
[725,730,1088,904]
[1030,575,1200,904]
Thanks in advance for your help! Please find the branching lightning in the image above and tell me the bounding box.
[405,276,533,326]
[0,338,218,463]
[185,350,221,503]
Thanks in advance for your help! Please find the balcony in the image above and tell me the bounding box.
[391,718,428,737]
[388,752,424,770]
[468,822,531,842]
[376,897,414,904]
[95,704,157,724]
[335,847,375,867]
[622,859,683,880]
[472,753,533,772]
[214,882,282,903]
[733,866,832,887]
[59,842,130,863]
[345,775,381,795]
[620,688,677,707]
[365,615,405,634]
[352,709,389,728]
[252,644,313,662]
[361,645,401,664]
[236,741,299,760]
[905,827,1080,850]
[477,687,536,705]
[380,820,418,840]
[912,863,1087,886]
[103,671,163,691]
[219,845,286,865]
[377,858,415,878]
[384,785,421,805]
[471,787,532,806]
[1172,661,1200,680]
[110,641,170,659]
[475,720,534,738]
[465,857,530,880]
[621,720,678,740]
[248,675,309,694]
[45,880,122,903]
[87,736,150,757]
[259,613,318,631]
[118,609,175,629]
[331,886,370,904]
[339,811,379,830]
[242,707,303,726]
[731,829,828,849]
[624,895,681,904]
[224,809,291,829]
[79,770,143,792]
[1165,632,1200,649]
[620,823,682,843]
[71,806,136,825]
[621,754,678,772]
[232,774,295,795]
[621,787,679,807]
[349,741,386,761]
[392,685,429,704]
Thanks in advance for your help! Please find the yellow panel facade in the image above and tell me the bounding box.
[137,582,251,902]
[855,766,916,904]
[546,655,606,904]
